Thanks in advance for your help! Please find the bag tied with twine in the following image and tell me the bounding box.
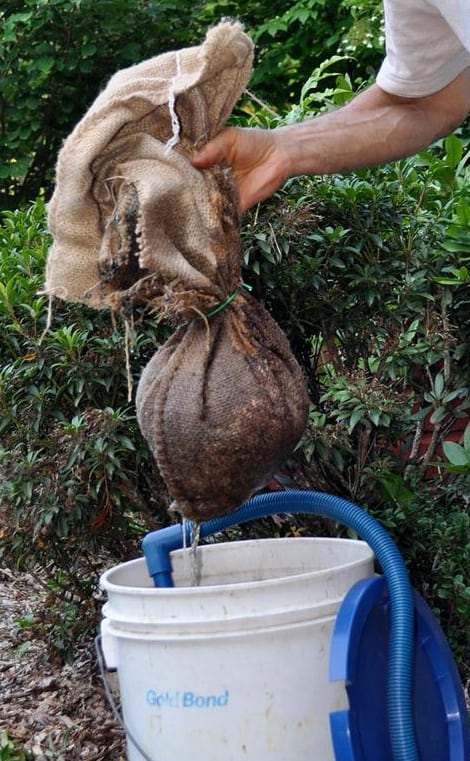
[44,21,309,522]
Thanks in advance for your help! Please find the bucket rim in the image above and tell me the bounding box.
[100,536,374,595]
[100,603,343,639]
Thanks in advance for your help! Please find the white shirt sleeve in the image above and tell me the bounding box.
[377,0,470,97]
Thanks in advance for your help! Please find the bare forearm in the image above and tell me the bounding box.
[192,69,470,211]
[277,76,470,179]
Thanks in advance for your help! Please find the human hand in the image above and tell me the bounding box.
[192,126,287,213]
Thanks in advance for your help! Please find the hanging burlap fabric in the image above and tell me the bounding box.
[45,21,309,522]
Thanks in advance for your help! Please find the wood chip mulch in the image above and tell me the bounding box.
[0,567,126,760]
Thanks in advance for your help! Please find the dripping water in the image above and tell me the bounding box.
[180,517,202,586]
[190,522,202,587]
[181,516,190,581]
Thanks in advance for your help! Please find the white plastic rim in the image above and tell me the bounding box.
[100,537,374,634]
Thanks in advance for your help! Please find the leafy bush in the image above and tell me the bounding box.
[0,200,169,658]
[247,0,383,103]
[1,0,209,207]
[375,471,470,669]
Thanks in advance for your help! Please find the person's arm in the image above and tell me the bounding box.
[192,68,470,212]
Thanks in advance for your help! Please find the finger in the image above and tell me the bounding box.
[191,137,228,168]
[192,126,240,168]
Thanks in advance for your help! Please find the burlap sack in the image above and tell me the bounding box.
[135,291,308,521]
[45,21,309,522]
[45,21,255,309]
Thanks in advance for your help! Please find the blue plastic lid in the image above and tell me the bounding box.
[329,575,470,761]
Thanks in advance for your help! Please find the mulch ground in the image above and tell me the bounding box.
[0,566,126,760]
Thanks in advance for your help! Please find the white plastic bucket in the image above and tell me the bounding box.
[100,537,374,761]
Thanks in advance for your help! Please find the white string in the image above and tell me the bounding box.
[123,314,134,402]
[37,293,54,343]
[165,52,182,154]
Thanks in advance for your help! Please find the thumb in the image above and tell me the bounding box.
[191,132,231,169]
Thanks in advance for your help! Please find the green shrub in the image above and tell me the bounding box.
[374,472,470,669]
[0,200,169,658]
[1,0,208,207]
[233,0,383,106]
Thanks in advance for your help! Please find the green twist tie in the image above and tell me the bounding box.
[203,281,252,319]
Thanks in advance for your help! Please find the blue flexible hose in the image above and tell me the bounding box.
[142,489,419,761]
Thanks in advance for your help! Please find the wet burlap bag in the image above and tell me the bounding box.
[45,21,309,522]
